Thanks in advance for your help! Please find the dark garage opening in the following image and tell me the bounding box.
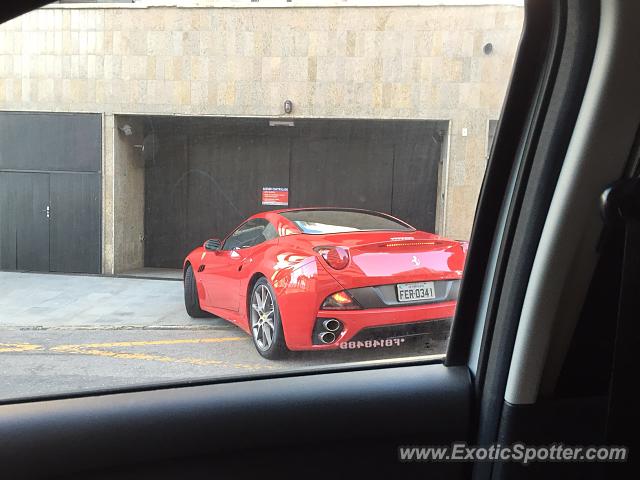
[142,116,448,269]
[0,112,102,274]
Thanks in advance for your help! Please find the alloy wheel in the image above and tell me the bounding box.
[251,284,275,351]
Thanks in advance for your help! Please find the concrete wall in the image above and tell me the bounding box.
[0,3,523,272]
[113,115,145,273]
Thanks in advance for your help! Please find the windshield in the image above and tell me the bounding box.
[281,210,414,234]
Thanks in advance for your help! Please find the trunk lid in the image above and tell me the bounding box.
[307,231,466,289]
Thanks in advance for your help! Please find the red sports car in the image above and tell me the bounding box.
[183,208,466,359]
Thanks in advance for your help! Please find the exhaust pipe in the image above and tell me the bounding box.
[319,331,336,344]
[323,319,341,332]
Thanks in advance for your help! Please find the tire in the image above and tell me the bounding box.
[184,264,210,318]
[249,278,289,359]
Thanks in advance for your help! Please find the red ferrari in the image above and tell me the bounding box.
[183,208,466,359]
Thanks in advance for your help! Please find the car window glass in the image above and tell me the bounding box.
[281,210,414,234]
[0,0,523,400]
[263,222,278,241]
[222,219,273,250]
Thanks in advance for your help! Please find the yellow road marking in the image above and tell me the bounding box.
[50,337,247,351]
[52,347,268,370]
[0,343,43,353]
[47,336,273,371]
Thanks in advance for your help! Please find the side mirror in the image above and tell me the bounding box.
[204,238,222,251]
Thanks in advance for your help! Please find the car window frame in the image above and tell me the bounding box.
[0,0,555,410]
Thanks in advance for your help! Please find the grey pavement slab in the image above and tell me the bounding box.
[0,271,220,328]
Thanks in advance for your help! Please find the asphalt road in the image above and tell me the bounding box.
[0,325,447,401]
[0,272,448,401]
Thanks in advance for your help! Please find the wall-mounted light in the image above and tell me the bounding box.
[284,99,293,114]
[483,43,493,55]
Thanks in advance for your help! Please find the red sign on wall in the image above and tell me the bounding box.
[261,187,289,206]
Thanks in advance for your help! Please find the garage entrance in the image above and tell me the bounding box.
[0,112,102,274]
[143,117,447,269]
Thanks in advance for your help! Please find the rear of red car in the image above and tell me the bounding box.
[273,209,466,350]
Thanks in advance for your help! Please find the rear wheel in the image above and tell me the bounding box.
[184,264,210,318]
[250,278,288,359]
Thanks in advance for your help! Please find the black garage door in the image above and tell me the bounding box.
[0,112,102,274]
[289,121,444,231]
[144,117,446,269]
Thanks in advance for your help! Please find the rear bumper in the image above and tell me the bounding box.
[287,300,456,350]
[349,317,452,342]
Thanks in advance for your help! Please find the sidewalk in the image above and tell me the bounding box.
[0,272,224,328]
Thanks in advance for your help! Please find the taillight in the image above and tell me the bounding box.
[321,290,361,310]
[314,246,350,270]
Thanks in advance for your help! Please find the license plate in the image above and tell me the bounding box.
[396,281,436,302]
